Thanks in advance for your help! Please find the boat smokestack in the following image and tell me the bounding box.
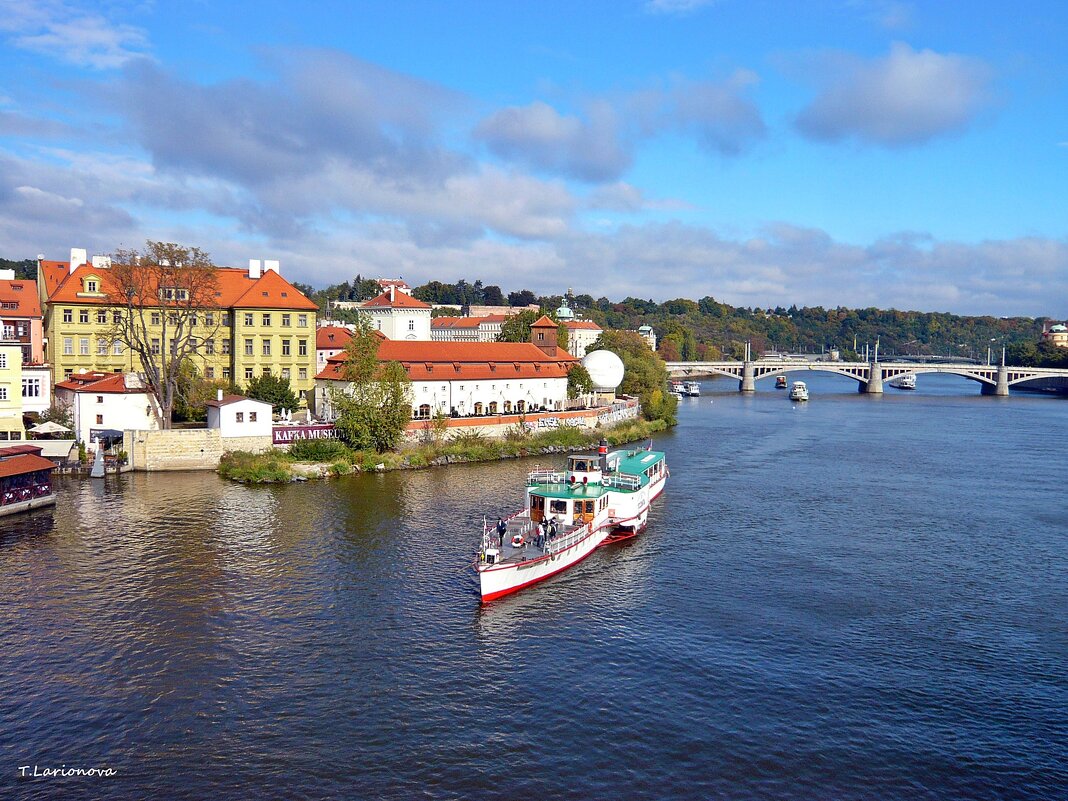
[598,438,609,473]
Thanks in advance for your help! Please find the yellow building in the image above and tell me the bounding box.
[0,343,26,441]
[38,253,319,402]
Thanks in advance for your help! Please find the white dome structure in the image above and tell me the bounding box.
[581,349,625,391]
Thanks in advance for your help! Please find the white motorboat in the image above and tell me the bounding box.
[889,373,917,390]
[789,381,809,401]
[682,381,701,397]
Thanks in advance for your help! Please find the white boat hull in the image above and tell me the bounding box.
[478,523,610,602]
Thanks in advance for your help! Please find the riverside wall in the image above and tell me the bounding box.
[124,429,272,471]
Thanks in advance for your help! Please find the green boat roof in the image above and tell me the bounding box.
[529,483,609,500]
[614,450,665,476]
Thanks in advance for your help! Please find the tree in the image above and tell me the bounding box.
[567,363,594,399]
[244,373,300,413]
[329,319,413,452]
[590,330,677,425]
[36,401,74,430]
[508,289,537,307]
[173,363,238,422]
[497,309,540,343]
[106,241,223,428]
[483,285,505,306]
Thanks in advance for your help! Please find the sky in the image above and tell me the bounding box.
[0,0,1066,316]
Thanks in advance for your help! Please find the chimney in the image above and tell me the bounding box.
[264,259,280,275]
[389,284,396,303]
[0,269,13,280]
[249,259,262,279]
[91,255,111,269]
[70,247,87,274]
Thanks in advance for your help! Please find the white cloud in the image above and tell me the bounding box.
[0,0,150,69]
[795,42,994,147]
[644,0,718,15]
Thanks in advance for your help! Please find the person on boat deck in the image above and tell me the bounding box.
[534,521,545,549]
[496,518,507,547]
[547,517,557,541]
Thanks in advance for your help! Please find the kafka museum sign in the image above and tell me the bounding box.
[272,424,337,445]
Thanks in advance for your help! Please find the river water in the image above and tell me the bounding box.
[2,374,1066,800]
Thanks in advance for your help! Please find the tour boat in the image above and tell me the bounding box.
[669,391,684,401]
[889,373,917,390]
[789,381,809,401]
[476,439,668,603]
[776,375,788,389]
[670,381,684,394]
[682,381,701,397]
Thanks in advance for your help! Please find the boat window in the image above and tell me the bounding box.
[549,500,568,515]
[571,458,588,471]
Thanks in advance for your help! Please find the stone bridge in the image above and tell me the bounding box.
[665,358,1068,396]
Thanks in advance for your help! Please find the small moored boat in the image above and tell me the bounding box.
[476,439,668,603]
[682,381,701,397]
[776,375,788,389]
[789,381,809,401]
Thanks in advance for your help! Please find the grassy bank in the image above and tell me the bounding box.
[219,418,669,483]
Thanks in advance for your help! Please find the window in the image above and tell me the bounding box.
[62,309,72,323]
[281,314,291,327]
[168,313,178,326]
[222,368,231,379]
[244,313,253,327]
[96,310,107,324]
[79,310,89,324]
[97,339,107,355]
[96,414,103,425]
[86,279,98,293]
[489,401,498,414]
[169,340,178,356]
[159,287,189,301]
[113,311,122,325]
[282,339,290,356]
[281,368,290,380]
[0,352,5,369]
[222,313,230,326]
[262,340,271,356]
[113,341,124,355]
[235,412,244,423]
[298,367,307,380]
[96,395,104,403]
[22,377,41,398]
[262,313,271,326]
[0,387,6,401]
[249,411,258,422]
[151,338,160,355]
[80,338,90,355]
[205,340,215,355]
[205,312,215,326]
[262,367,270,376]
[63,337,73,355]
[3,325,13,340]
[417,403,431,419]
[205,367,215,379]
[151,312,161,326]
[537,332,545,341]
[298,314,308,327]
[222,340,231,355]
[298,339,308,356]
[408,320,415,331]
[244,339,253,356]
[64,368,73,377]
[473,402,483,416]
[244,368,253,380]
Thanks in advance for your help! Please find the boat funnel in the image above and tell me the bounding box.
[598,438,609,473]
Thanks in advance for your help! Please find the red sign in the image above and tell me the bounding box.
[272,424,336,445]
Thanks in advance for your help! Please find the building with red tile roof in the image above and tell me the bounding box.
[316,325,354,370]
[358,286,432,340]
[0,269,44,364]
[37,250,319,401]
[430,314,508,342]
[314,330,580,421]
[54,370,162,445]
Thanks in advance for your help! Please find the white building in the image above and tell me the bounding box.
[635,325,656,351]
[21,364,51,416]
[315,317,576,420]
[54,371,162,445]
[316,325,353,370]
[431,314,507,343]
[206,394,273,438]
[563,320,603,358]
[359,287,432,340]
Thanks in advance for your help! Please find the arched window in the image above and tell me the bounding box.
[516,400,525,413]
[488,401,498,414]
[417,403,431,419]
[473,402,483,416]
[503,400,512,413]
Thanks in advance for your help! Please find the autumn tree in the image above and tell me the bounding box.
[590,330,677,425]
[106,241,223,428]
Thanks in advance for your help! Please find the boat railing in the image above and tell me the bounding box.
[601,473,642,491]
[527,469,566,485]
[544,523,588,556]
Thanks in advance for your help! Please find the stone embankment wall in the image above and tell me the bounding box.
[124,429,272,471]
[401,400,640,443]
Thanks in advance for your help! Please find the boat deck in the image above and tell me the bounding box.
[490,514,588,565]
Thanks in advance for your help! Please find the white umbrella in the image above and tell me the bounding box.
[29,421,71,435]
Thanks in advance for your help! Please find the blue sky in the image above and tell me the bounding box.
[1,0,1066,315]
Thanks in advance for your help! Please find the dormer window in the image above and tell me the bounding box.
[159,287,189,302]
[82,274,102,294]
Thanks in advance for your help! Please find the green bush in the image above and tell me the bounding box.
[288,438,351,462]
[218,450,293,483]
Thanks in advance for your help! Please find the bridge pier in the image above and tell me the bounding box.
[981,366,1010,396]
[741,361,756,393]
[862,362,883,394]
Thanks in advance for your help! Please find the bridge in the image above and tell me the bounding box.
[665,353,1068,396]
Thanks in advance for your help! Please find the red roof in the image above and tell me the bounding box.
[362,289,431,309]
[316,340,576,382]
[205,394,268,408]
[0,444,43,458]
[431,314,507,329]
[563,320,602,330]
[0,279,42,318]
[0,453,56,478]
[40,261,317,311]
[530,315,557,328]
[316,326,354,349]
[55,371,149,394]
